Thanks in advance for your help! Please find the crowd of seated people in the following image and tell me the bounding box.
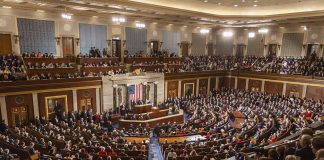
[22,52,55,58]
[125,50,179,58]
[78,47,109,58]
[26,61,74,69]
[83,61,124,68]
[29,72,81,80]
[0,54,26,81]
[160,88,323,160]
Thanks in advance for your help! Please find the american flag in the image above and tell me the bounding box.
[128,84,141,100]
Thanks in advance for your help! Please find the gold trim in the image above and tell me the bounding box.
[183,83,195,97]
[0,86,101,96]
[230,76,324,87]
[44,95,68,120]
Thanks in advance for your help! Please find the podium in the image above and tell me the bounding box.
[133,104,152,114]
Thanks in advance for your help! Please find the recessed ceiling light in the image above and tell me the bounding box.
[2,6,12,9]
[234,4,238,7]
[254,0,258,2]
[36,10,45,13]
[280,26,285,29]
[169,23,173,25]
[92,16,98,18]
[153,22,157,24]
[183,25,187,27]
[203,0,208,2]
[218,3,221,5]
[254,4,258,7]
[242,0,246,2]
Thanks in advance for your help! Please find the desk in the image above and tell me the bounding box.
[134,104,152,114]
[119,110,184,128]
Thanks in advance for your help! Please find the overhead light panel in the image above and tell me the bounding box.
[136,22,146,28]
[248,32,255,38]
[258,28,268,34]
[61,13,72,20]
[223,31,233,37]
[2,6,12,9]
[200,29,210,34]
[112,17,125,24]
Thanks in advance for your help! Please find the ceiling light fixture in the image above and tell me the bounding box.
[234,4,238,7]
[61,13,72,20]
[136,22,146,29]
[2,6,12,9]
[254,4,258,7]
[303,26,307,31]
[223,31,233,37]
[248,32,255,38]
[112,17,126,24]
[258,28,268,34]
[200,29,210,34]
[36,10,45,13]
[204,0,208,2]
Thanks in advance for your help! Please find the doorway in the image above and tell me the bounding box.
[150,41,159,54]
[62,37,74,57]
[236,44,245,57]
[0,34,12,55]
[306,44,320,59]
[268,44,278,58]
[207,43,214,56]
[112,39,121,59]
[181,42,189,57]
[11,106,28,126]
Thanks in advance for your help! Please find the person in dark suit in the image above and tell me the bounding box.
[0,120,8,132]
[54,100,63,120]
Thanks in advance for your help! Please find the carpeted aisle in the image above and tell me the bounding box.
[148,134,164,160]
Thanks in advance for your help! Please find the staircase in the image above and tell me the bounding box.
[148,133,164,160]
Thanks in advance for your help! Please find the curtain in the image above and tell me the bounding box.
[281,33,304,56]
[216,35,233,56]
[17,18,56,54]
[162,31,180,54]
[79,23,107,54]
[125,27,147,55]
[247,33,264,56]
[191,33,206,56]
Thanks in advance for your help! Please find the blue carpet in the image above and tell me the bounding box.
[148,134,164,160]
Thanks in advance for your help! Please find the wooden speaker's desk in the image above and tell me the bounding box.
[119,110,184,128]
[133,104,152,114]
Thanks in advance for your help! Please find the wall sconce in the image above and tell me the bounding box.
[159,42,163,47]
[13,35,20,44]
[302,44,307,49]
[122,40,126,46]
[107,40,112,46]
[55,37,61,45]
[75,38,80,46]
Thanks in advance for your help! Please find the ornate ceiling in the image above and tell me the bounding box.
[1,0,324,27]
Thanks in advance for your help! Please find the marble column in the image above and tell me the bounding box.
[245,78,249,90]
[125,84,129,109]
[178,80,182,98]
[96,88,101,114]
[113,85,117,111]
[302,85,307,98]
[282,83,287,96]
[154,82,158,106]
[32,93,40,118]
[0,96,8,124]
[142,82,147,102]
[72,89,78,111]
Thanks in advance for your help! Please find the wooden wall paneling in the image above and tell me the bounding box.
[248,79,262,92]
[38,90,73,120]
[264,81,283,95]
[237,78,246,90]
[167,81,178,98]
[229,77,236,89]
[77,88,97,113]
[5,94,34,126]
[198,79,208,96]
[305,86,324,100]
[181,80,197,97]
[210,78,216,91]
[0,34,12,55]
[285,84,303,98]
[62,37,74,57]
[218,77,230,89]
